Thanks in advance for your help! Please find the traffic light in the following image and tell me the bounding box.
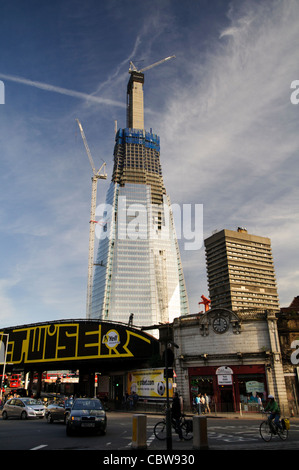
[162,348,174,367]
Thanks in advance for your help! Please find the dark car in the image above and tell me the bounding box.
[66,398,107,436]
[46,398,73,423]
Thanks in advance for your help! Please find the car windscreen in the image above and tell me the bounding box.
[22,398,39,405]
[72,400,103,410]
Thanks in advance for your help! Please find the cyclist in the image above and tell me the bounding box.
[264,394,282,431]
[171,392,183,441]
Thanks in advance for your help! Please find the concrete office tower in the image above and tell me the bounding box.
[204,228,280,311]
[90,69,189,327]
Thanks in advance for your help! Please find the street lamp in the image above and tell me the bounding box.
[0,333,9,401]
[159,323,179,452]
[141,322,179,451]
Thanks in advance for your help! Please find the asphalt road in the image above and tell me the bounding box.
[1,412,298,454]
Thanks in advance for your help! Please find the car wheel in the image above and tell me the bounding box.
[21,410,27,420]
[2,411,8,420]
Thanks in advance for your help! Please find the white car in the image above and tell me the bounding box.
[2,397,45,419]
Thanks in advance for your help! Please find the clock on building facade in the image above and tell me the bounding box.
[199,308,242,336]
[212,316,229,333]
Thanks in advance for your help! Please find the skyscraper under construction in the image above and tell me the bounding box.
[90,60,189,327]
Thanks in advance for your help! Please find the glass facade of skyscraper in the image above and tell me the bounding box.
[90,70,189,328]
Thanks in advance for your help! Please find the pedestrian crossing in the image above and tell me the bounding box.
[123,420,299,449]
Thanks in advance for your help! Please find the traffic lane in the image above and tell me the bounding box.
[0,418,63,450]
[1,414,298,451]
[0,412,142,450]
[0,413,180,451]
[0,413,194,454]
[0,418,44,450]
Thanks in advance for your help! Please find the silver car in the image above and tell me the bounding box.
[46,399,73,423]
[2,397,45,419]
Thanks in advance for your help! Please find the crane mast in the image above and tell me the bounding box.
[76,119,107,319]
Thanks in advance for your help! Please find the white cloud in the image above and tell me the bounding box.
[0,0,298,327]
[154,0,299,310]
[0,72,126,109]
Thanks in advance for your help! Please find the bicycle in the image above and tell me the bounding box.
[259,412,289,442]
[154,414,193,441]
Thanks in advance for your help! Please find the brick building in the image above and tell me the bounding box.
[277,296,299,415]
[172,307,289,414]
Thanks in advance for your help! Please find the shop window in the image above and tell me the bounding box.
[237,374,266,406]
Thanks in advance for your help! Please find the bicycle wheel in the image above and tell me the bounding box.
[154,421,167,440]
[260,421,272,442]
[278,427,288,440]
[181,420,193,440]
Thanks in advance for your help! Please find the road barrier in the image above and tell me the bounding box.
[132,414,147,449]
[193,415,209,450]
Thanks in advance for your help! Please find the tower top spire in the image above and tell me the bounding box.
[126,56,176,130]
[126,71,144,129]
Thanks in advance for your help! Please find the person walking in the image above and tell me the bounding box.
[257,394,263,412]
[204,393,210,413]
[200,394,206,413]
[195,393,202,415]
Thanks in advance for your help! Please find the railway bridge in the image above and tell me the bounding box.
[0,319,160,399]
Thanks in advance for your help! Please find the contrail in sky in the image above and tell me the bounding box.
[0,72,126,108]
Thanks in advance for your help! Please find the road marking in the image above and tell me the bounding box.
[146,432,156,446]
[30,444,48,450]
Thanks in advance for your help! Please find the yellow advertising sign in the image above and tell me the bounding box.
[127,368,174,399]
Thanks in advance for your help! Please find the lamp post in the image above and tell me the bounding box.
[164,347,173,451]
[158,324,179,451]
[0,333,9,401]
[141,323,178,451]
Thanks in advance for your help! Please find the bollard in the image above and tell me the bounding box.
[193,415,209,450]
[132,414,147,449]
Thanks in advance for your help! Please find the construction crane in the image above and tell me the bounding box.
[76,119,107,319]
[129,55,176,73]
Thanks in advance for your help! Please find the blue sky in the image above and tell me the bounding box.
[0,0,298,328]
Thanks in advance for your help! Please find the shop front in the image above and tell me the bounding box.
[189,364,267,413]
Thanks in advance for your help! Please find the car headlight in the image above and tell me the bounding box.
[71,416,81,421]
[95,416,105,421]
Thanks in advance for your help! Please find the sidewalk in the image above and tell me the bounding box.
[197,411,299,420]
[130,406,299,421]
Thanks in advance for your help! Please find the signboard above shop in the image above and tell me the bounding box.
[216,366,233,386]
